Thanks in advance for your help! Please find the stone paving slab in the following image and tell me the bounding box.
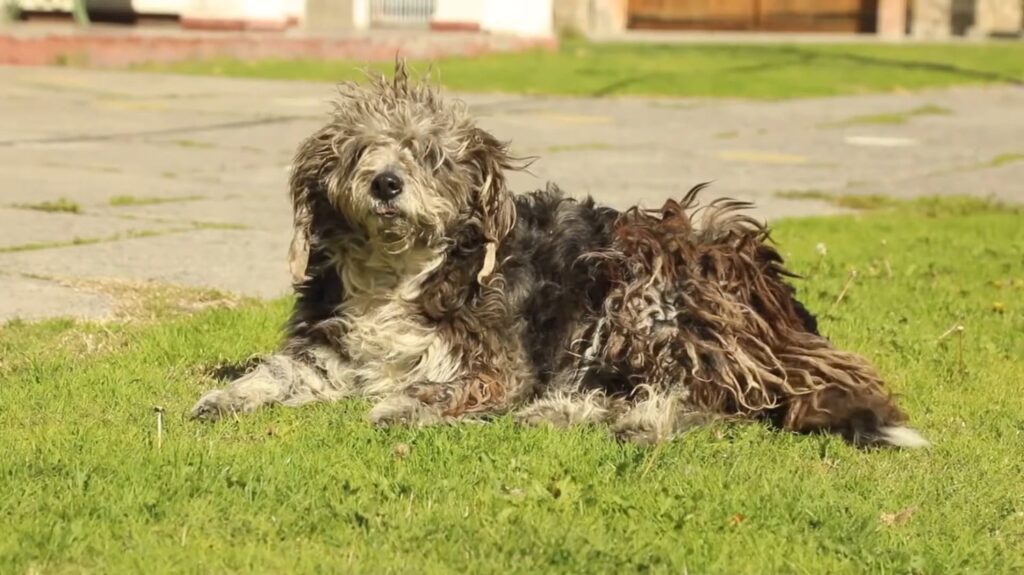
[0,229,290,301]
[0,207,173,249]
[882,162,1024,203]
[0,274,113,321]
[1,66,1022,322]
[2,158,224,205]
[92,195,292,232]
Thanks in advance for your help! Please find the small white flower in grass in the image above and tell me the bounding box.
[813,242,828,274]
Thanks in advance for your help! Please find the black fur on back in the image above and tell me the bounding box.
[497,186,619,386]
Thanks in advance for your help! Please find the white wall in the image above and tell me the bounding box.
[181,0,288,21]
[352,0,370,29]
[282,0,306,21]
[126,0,188,13]
[481,0,552,36]
[13,0,553,35]
[433,0,484,24]
[434,0,553,36]
[14,0,300,19]
[14,0,73,10]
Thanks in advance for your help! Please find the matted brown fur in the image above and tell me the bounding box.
[581,184,905,443]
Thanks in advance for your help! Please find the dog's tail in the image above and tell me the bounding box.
[842,416,932,449]
[871,425,931,448]
[773,386,932,449]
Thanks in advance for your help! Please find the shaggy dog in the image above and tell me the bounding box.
[191,63,927,448]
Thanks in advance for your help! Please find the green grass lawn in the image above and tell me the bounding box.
[136,41,1024,99]
[2,197,1023,573]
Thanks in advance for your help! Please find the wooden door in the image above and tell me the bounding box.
[628,0,760,30]
[760,0,876,31]
[627,0,877,32]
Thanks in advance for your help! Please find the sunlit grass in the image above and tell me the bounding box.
[1,197,1022,573]
[136,42,1024,99]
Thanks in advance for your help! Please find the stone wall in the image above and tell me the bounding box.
[912,0,1023,37]
[912,0,953,37]
[972,0,1023,35]
[551,0,627,36]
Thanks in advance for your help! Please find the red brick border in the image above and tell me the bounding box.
[430,21,482,32]
[0,27,557,68]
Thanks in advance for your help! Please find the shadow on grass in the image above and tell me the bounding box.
[722,52,815,75]
[205,357,262,382]
[590,73,656,97]
[783,46,1024,86]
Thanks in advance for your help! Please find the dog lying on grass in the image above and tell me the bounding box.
[191,62,927,448]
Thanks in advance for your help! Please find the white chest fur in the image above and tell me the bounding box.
[335,246,462,397]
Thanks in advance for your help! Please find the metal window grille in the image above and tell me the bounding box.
[370,0,434,28]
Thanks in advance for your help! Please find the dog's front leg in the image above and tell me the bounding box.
[190,347,355,421]
[367,381,461,427]
[368,368,524,427]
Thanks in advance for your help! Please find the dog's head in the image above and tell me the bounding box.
[288,60,522,282]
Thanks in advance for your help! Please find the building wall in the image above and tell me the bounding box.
[433,0,553,35]
[14,0,293,20]
[105,0,186,14]
[552,0,588,33]
[910,0,1022,36]
[14,0,73,10]
[973,0,1023,34]
[552,0,629,35]
[17,0,189,13]
[481,0,552,36]
[434,0,485,27]
[182,0,289,23]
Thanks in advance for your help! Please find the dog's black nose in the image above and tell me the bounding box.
[371,172,403,201]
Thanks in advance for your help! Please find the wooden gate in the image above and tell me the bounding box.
[627,0,878,32]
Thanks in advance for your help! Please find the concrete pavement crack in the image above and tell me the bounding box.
[0,115,318,147]
[0,222,245,254]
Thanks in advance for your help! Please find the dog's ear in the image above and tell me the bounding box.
[287,129,336,284]
[467,128,520,242]
[465,128,522,282]
[288,197,312,285]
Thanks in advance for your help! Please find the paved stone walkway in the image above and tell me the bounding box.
[2,66,1022,321]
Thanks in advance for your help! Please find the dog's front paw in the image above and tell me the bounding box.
[612,407,710,446]
[612,419,665,446]
[514,393,612,428]
[190,389,233,421]
[368,395,445,428]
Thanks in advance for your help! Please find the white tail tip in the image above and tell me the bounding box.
[879,426,931,448]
